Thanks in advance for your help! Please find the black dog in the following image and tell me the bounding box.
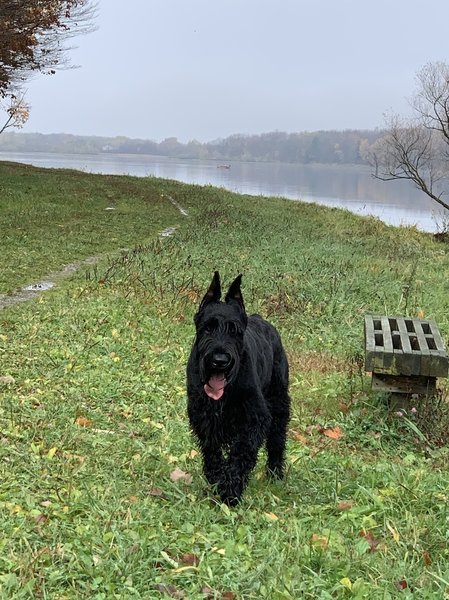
[186,272,291,505]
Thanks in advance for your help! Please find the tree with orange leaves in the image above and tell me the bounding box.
[0,0,96,132]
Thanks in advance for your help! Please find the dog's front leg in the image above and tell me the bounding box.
[218,422,268,505]
[200,443,224,487]
[218,440,259,505]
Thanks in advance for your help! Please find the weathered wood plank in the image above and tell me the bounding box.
[371,373,436,395]
[397,317,419,375]
[380,315,394,372]
[364,314,448,381]
[413,319,432,376]
[364,315,383,371]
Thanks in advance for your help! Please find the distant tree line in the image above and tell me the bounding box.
[0,129,384,165]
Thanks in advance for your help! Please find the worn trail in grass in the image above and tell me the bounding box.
[2,163,449,598]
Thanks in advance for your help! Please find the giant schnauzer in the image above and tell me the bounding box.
[186,272,291,505]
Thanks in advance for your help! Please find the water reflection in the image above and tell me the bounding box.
[1,151,447,232]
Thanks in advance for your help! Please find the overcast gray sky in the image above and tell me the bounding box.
[19,0,449,142]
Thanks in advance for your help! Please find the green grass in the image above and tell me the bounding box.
[0,162,183,293]
[2,162,449,598]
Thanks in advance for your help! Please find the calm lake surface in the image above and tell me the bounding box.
[1,151,447,232]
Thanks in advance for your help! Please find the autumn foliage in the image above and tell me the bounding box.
[0,0,95,99]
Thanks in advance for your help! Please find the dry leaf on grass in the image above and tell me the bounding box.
[148,486,165,497]
[395,579,408,591]
[321,426,344,440]
[264,511,279,521]
[289,429,307,444]
[359,530,380,552]
[156,583,185,598]
[179,553,199,566]
[337,500,354,511]
[75,416,93,428]
[170,468,193,485]
[34,513,48,525]
[310,533,329,550]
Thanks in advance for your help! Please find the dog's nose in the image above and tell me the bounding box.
[211,352,232,370]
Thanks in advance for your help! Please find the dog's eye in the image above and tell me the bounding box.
[204,318,218,333]
[228,323,237,335]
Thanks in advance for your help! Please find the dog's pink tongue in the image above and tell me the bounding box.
[204,374,226,400]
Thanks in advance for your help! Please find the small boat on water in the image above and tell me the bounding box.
[217,164,231,169]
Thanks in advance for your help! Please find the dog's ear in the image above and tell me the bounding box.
[198,271,221,312]
[225,274,245,311]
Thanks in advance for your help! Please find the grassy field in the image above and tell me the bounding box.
[2,162,449,598]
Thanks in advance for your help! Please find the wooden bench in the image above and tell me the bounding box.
[364,315,448,395]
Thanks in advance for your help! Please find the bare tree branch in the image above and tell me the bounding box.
[370,62,449,213]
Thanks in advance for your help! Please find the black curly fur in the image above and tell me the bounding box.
[186,272,291,505]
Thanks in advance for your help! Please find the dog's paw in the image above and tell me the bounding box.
[266,464,285,480]
[219,491,241,506]
[218,477,243,506]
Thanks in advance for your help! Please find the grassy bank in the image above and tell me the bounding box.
[2,162,449,598]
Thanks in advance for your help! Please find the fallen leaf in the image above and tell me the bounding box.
[422,550,432,566]
[156,583,185,598]
[221,594,237,599]
[150,345,165,353]
[340,577,352,590]
[33,513,48,525]
[170,468,193,485]
[75,416,93,428]
[172,565,199,573]
[289,429,307,444]
[148,486,165,497]
[160,549,178,567]
[182,289,199,303]
[40,500,52,508]
[322,426,344,440]
[337,500,354,511]
[0,375,15,385]
[395,579,408,591]
[386,521,400,543]
[359,530,380,552]
[47,447,57,460]
[189,449,198,459]
[127,495,139,503]
[310,533,329,550]
[179,553,199,566]
[264,511,279,521]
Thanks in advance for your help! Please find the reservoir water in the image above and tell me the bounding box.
[1,151,446,232]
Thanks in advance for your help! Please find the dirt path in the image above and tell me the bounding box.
[0,195,188,311]
[0,254,108,311]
